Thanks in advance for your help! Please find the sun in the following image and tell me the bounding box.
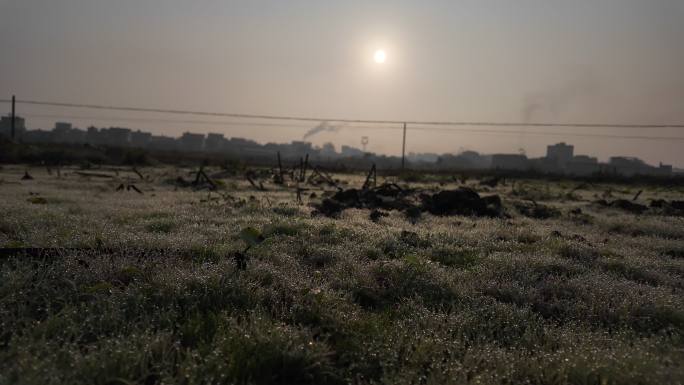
[373,49,386,64]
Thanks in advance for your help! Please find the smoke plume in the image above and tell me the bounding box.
[303,121,341,140]
[522,73,600,122]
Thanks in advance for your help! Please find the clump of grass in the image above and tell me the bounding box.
[272,205,301,217]
[602,217,684,240]
[352,261,458,310]
[552,241,601,263]
[429,246,479,268]
[601,259,663,286]
[397,171,425,183]
[294,242,338,268]
[194,315,341,385]
[264,221,304,237]
[145,219,176,234]
[27,196,48,204]
[187,245,224,263]
[378,237,410,259]
[511,183,558,201]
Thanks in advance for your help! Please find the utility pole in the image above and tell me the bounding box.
[11,95,16,140]
[401,122,407,170]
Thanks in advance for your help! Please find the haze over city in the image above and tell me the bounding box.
[2,0,683,166]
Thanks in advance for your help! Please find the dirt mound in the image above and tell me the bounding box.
[650,199,684,216]
[513,201,561,219]
[314,185,503,219]
[421,188,502,217]
[593,199,649,214]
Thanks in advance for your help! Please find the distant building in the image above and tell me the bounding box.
[408,152,440,163]
[52,122,86,143]
[179,132,205,152]
[608,157,650,176]
[319,143,337,159]
[86,126,102,145]
[105,127,132,147]
[0,115,27,139]
[149,135,177,151]
[22,129,52,143]
[437,151,491,170]
[55,122,72,131]
[492,154,529,170]
[546,142,574,167]
[656,162,673,176]
[566,155,599,176]
[130,130,152,148]
[340,145,365,158]
[287,141,313,157]
[205,133,225,153]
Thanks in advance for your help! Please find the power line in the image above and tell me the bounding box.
[3,98,684,129]
[21,113,311,129]
[407,125,684,141]
[19,113,401,130]
[20,113,684,141]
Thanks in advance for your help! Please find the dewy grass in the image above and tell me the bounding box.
[0,166,683,384]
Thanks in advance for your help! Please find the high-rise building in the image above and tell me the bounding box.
[546,142,574,167]
[179,132,205,152]
[105,127,132,147]
[130,130,152,148]
[205,133,225,152]
[0,115,26,139]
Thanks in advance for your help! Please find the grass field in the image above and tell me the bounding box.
[1,164,683,385]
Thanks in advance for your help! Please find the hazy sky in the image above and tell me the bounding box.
[2,0,683,166]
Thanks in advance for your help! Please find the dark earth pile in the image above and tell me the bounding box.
[314,184,503,219]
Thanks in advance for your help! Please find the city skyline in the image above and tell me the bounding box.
[2,106,683,168]
[1,114,677,175]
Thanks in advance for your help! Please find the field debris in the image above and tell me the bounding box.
[193,166,217,190]
[650,199,684,216]
[421,188,503,217]
[369,209,389,222]
[75,171,115,178]
[245,170,267,191]
[21,170,34,180]
[399,230,422,247]
[132,167,145,180]
[513,200,561,219]
[307,166,339,188]
[27,196,48,204]
[479,176,500,188]
[632,190,643,201]
[313,183,416,218]
[594,199,648,214]
[116,183,143,194]
[610,199,648,214]
[171,166,218,190]
[404,206,422,223]
[362,164,377,190]
[314,183,504,219]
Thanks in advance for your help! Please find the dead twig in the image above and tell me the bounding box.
[75,171,114,179]
[245,171,266,191]
[132,167,144,180]
[127,184,143,194]
[362,163,377,190]
[274,152,284,184]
